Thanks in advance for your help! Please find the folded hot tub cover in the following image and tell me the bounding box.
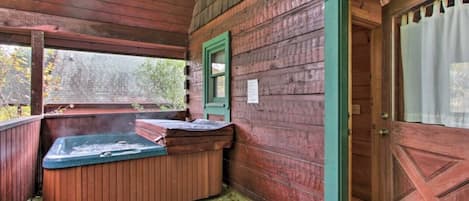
[137,119,233,131]
[135,119,234,154]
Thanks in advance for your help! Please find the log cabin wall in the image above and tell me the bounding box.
[351,25,372,201]
[0,117,41,201]
[187,0,325,200]
[189,0,243,32]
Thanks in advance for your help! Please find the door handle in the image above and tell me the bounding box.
[378,128,389,136]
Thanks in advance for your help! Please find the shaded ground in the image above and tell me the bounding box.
[29,185,250,201]
[201,185,251,201]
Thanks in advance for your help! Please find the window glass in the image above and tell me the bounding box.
[211,51,225,75]
[215,76,225,98]
[0,44,31,122]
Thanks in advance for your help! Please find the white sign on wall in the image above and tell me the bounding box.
[247,79,259,104]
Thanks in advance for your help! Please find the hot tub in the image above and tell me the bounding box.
[43,133,223,201]
[43,134,167,169]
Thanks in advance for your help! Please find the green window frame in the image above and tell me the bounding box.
[202,32,231,121]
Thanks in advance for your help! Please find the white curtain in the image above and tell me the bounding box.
[401,11,423,122]
[401,0,469,128]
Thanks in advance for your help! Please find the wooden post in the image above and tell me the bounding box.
[31,31,44,115]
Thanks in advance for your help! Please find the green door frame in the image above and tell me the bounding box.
[324,0,349,201]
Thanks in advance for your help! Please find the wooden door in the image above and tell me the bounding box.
[385,122,469,201]
[381,1,469,200]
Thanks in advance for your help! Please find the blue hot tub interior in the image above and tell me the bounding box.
[43,133,167,169]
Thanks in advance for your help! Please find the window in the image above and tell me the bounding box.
[398,0,469,128]
[0,44,31,122]
[203,32,231,121]
[43,48,186,114]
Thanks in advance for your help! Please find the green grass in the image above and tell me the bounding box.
[0,106,31,122]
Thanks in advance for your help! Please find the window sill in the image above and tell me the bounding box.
[206,103,226,108]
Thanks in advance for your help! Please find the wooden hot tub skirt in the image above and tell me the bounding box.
[43,150,222,201]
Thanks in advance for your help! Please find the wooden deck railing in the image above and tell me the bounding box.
[0,116,42,201]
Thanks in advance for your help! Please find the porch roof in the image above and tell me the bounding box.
[0,0,196,59]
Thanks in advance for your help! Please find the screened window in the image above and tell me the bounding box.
[0,44,31,122]
[43,48,186,114]
[203,32,231,121]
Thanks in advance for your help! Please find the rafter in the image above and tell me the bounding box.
[0,8,188,48]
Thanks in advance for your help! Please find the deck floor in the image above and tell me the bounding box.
[201,185,251,201]
[29,191,362,201]
[28,185,250,201]
[351,197,365,201]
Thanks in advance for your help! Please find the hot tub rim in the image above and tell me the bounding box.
[43,133,167,169]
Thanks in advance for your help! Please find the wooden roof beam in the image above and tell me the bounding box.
[351,0,383,28]
[0,8,188,48]
[0,27,187,59]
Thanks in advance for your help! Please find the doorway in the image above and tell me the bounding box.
[351,25,372,201]
[350,24,382,201]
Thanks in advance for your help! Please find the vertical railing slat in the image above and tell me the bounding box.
[0,118,41,201]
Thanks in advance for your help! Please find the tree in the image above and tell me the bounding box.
[0,45,31,120]
[0,46,61,121]
[44,49,61,100]
[136,59,186,110]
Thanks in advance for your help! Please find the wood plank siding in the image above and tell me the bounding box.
[190,0,243,32]
[43,150,223,201]
[187,0,325,200]
[0,117,41,201]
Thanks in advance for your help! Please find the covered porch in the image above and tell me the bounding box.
[2,0,469,201]
[0,0,371,200]
[0,0,236,200]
